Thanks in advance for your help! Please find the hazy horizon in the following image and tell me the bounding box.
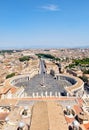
[0,45,89,50]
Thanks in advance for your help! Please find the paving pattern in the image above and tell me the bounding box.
[15,59,72,97]
[15,73,72,96]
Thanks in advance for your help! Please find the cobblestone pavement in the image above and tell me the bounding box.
[15,59,72,97]
[15,73,72,96]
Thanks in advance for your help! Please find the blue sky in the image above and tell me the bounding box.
[0,0,89,49]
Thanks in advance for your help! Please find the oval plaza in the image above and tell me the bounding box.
[4,60,84,98]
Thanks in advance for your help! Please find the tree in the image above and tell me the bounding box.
[79,76,88,83]
[6,73,15,79]
[19,56,30,62]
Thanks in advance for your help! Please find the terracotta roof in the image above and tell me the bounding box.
[30,101,68,130]
[0,99,17,106]
[0,113,9,121]
[65,116,74,123]
[73,105,82,114]
[10,87,18,94]
[30,101,49,130]
[0,87,11,94]
[47,101,68,130]
[83,123,89,130]
[77,98,84,106]
[0,86,18,95]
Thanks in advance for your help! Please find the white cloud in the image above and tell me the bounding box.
[41,4,60,11]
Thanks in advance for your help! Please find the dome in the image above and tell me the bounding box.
[66,106,71,110]
[72,120,79,127]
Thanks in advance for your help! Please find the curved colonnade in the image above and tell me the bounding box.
[55,74,84,96]
[4,71,84,98]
